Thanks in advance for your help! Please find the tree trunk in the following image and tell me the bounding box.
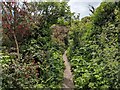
[13,31,20,60]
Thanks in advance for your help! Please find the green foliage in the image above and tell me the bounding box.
[2,2,71,89]
[91,2,116,26]
[20,36,65,88]
[67,1,120,89]
[2,1,120,89]
[2,60,39,89]
[1,48,64,89]
[0,53,11,64]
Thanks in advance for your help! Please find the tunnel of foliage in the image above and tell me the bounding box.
[67,1,120,89]
[0,1,120,89]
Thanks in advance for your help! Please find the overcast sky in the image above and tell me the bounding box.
[68,0,102,19]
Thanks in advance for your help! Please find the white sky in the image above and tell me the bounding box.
[68,0,102,19]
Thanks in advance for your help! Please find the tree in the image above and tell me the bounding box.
[2,2,32,60]
[91,2,116,26]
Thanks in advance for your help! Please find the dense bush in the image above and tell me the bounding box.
[67,1,120,89]
[1,48,64,89]
[2,59,39,89]
[1,2,71,89]
[22,42,64,88]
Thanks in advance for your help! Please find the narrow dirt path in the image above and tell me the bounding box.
[62,51,74,89]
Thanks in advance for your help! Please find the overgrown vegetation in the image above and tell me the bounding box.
[1,1,120,89]
[67,1,120,89]
[1,2,71,89]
